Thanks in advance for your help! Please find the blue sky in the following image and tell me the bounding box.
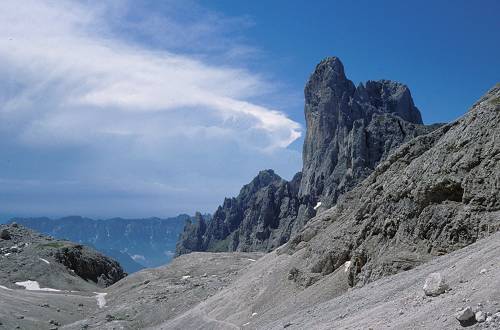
[0,0,498,219]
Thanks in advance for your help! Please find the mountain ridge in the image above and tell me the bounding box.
[176,56,442,256]
[11,214,191,272]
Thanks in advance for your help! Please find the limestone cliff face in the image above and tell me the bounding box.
[300,57,432,209]
[284,84,500,287]
[175,57,440,255]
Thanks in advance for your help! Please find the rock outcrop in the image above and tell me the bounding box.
[300,58,437,209]
[175,212,208,255]
[54,244,125,287]
[176,171,304,255]
[284,84,500,287]
[0,223,125,291]
[176,56,440,255]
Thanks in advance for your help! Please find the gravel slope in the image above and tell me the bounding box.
[155,232,500,329]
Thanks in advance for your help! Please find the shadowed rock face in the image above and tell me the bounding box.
[54,244,125,287]
[176,56,440,255]
[300,57,431,208]
[175,170,306,255]
[175,212,207,256]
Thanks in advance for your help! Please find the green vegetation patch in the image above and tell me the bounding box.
[38,242,67,249]
[489,96,500,106]
[207,236,232,252]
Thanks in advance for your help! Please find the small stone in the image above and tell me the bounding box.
[423,272,449,296]
[480,269,487,274]
[49,320,60,326]
[455,306,475,322]
[11,222,18,228]
[476,311,486,323]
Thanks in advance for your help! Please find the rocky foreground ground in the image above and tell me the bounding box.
[10,232,490,330]
[2,232,498,329]
[0,223,125,329]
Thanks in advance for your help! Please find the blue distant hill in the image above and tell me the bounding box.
[9,214,194,273]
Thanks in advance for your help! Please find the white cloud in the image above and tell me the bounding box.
[0,0,303,217]
[0,0,300,151]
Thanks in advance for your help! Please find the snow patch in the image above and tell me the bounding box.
[0,285,12,290]
[251,312,258,317]
[247,258,256,262]
[94,292,107,308]
[181,275,191,280]
[243,322,250,326]
[39,257,50,264]
[15,280,61,292]
[3,253,11,256]
[344,261,351,272]
[313,202,322,210]
[131,254,145,262]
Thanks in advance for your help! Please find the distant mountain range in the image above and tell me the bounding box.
[10,215,194,273]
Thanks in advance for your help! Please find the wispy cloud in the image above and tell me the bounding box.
[0,0,300,150]
[0,0,302,217]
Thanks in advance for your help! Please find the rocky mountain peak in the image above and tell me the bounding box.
[358,80,423,124]
[176,56,440,256]
[300,56,431,207]
[241,169,283,194]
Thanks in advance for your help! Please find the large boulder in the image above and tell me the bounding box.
[54,244,125,287]
[423,272,449,296]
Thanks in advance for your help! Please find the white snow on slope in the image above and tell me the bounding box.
[0,285,12,290]
[313,202,322,210]
[94,292,108,308]
[39,257,50,264]
[15,280,61,292]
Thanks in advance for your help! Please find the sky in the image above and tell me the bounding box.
[0,0,498,219]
